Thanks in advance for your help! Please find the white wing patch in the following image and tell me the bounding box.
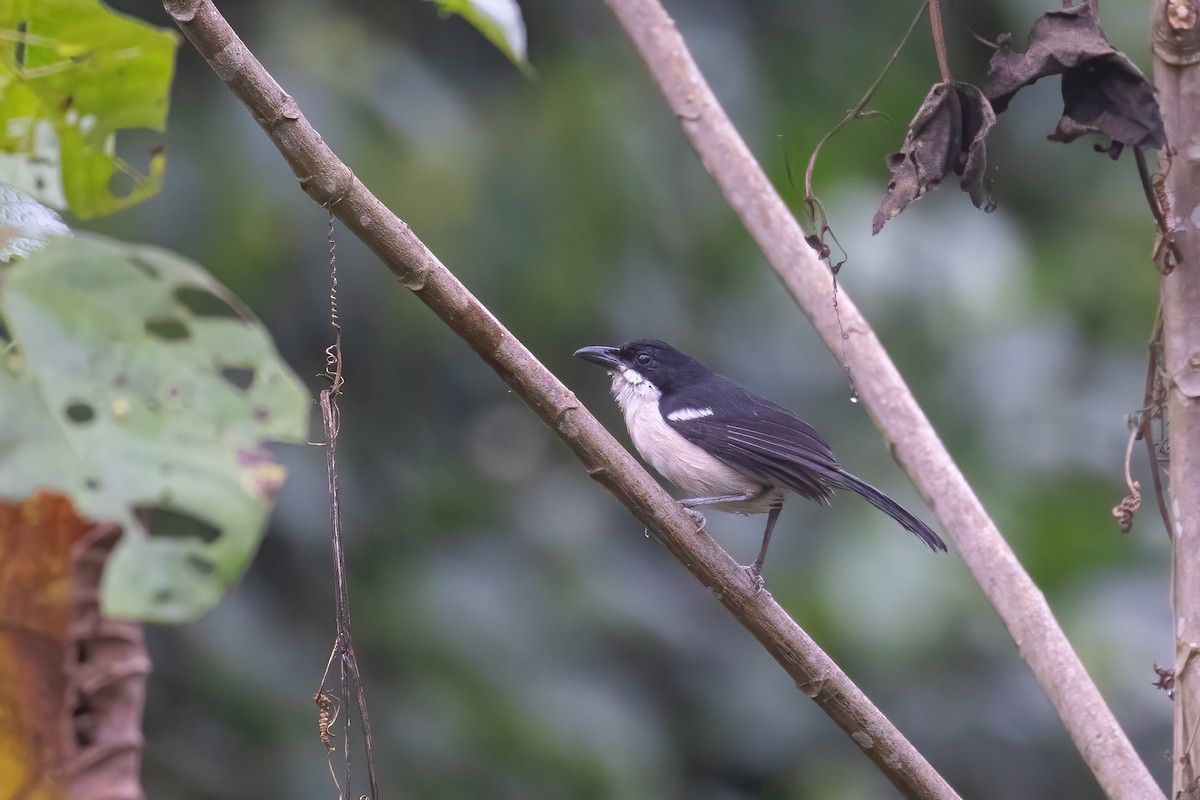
[666,407,714,422]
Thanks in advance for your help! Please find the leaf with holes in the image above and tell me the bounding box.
[985,1,1164,157]
[0,0,178,217]
[0,236,309,622]
[427,0,530,72]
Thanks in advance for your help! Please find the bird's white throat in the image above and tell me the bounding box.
[609,368,661,423]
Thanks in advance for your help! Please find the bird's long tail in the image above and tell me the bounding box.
[833,469,947,552]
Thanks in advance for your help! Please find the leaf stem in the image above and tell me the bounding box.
[928,0,952,83]
[803,1,928,206]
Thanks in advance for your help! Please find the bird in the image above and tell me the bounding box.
[574,338,946,585]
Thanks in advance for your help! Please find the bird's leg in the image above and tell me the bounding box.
[678,492,758,533]
[746,502,784,595]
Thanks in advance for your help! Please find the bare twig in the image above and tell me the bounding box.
[803,1,926,241]
[928,0,952,83]
[315,387,378,800]
[1137,308,1172,539]
[945,0,1000,50]
[800,1,928,401]
[162,1,957,796]
[603,0,1163,797]
[311,216,376,799]
[1135,147,1181,271]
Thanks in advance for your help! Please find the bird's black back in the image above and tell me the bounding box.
[660,371,841,503]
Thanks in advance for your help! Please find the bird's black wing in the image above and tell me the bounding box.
[662,378,947,552]
[662,381,841,503]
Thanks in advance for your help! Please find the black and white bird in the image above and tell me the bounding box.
[574,339,946,582]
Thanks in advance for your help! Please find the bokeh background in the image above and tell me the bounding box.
[92,0,1170,797]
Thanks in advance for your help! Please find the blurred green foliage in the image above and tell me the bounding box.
[83,0,1171,797]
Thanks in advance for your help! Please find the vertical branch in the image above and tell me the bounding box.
[1152,1,1200,796]
[603,0,1163,797]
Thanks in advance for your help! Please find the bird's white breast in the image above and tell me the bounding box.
[608,370,763,503]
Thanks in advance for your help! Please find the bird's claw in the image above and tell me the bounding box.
[743,564,766,596]
[683,507,707,532]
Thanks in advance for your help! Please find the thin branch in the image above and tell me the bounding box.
[803,1,926,232]
[1138,307,1172,538]
[313,214,376,799]
[161,1,957,796]
[928,0,952,83]
[602,0,1163,798]
[1135,146,1181,270]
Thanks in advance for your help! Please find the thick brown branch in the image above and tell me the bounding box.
[162,0,957,796]
[603,0,1163,798]
[1153,1,1200,795]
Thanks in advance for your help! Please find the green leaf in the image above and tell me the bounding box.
[427,0,530,73]
[0,236,310,622]
[0,0,179,218]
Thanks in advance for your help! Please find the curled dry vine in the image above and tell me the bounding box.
[314,210,377,800]
[799,1,929,402]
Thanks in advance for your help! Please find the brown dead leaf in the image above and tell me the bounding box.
[0,495,147,799]
[0,493,90,800]
[873,81,995,234]
[985,1,1165,157]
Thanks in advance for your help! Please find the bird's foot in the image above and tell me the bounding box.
[683,507,707,532]
[743,564,766,596]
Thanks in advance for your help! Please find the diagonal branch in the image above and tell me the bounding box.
[161,1,959,796]
[602,1,1163,798]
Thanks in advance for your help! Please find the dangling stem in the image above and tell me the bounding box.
[928,0,952,83]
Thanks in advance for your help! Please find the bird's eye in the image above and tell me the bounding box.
[636,353,652,366]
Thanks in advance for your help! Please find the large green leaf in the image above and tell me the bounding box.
[0,236,310,622]
[0,0,178,218]
[427,0,530,72]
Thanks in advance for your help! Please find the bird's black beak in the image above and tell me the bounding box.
[573,345,623,370]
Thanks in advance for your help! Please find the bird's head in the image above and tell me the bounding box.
[573,338,707,396]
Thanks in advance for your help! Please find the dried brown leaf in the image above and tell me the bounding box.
[873,81,995,234]
[985,1,1165,156]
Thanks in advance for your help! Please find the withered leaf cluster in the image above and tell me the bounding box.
[873,1,1164,234]
[985,1,1165,156]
